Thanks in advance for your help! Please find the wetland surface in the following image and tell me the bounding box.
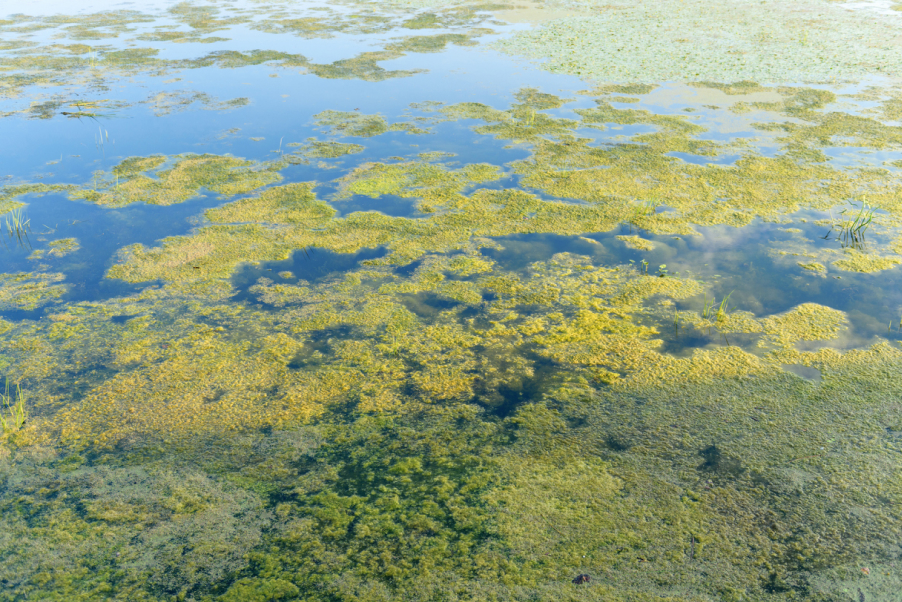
[2,1,902,600]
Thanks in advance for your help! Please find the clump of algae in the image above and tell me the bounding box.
[0,10,492,107]
[313,110,394,137]
[0,183,77,205]
[616,234,654,250]
[313,110,432,138]
[494,0,902,82]
[4,225,902,600]
[284,138,364,162]
[99,84,902,294]
[833,249,901,273]
[798,260,826,273]
[0,452,269,600]
[142,90,250,116]
[0,200,25,215]
[0,272,66,311]
[28,238,80,260]
[8,78,902,600]
[71,154,281,207]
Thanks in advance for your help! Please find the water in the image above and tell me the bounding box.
[2,1,902,600]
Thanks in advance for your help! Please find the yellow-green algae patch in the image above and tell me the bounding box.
[579,83,659,96]
[832,249,902,273]
[206,182,335,226]
[7,74,902,600]
[284,138,365,161]
[0,183,78,205]
[0,272,66,311]
[335,159,503,211]
[798,260,826,273]
[5,241,902,599]
[616,234,655,250]
[0,199,24,215]
[313,109,432,138]
[28,238,80,260]
[142,90,250,116]
[71,154,281,207]
[757,303,848,350]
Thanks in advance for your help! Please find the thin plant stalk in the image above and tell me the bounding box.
[0,380,27,433]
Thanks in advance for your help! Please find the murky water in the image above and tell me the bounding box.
[2,1,902,600]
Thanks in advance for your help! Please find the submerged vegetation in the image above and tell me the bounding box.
[2,0,902,600]
[0,379,26,433]
[2,207,30,247]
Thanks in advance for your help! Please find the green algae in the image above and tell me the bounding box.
[313,109,435,138]
[798,260,826,273]
[438,89,578,143]
[5,243,902,599]
[0,453,269,601]
[136,30,230,44]
[0,272,66,311]
[495,0,902,83]
[142,90,250,116]
[284,139,365,160]
[689,80,772,96]
[314,110,395,138]
[99,84,902,292]
[580,83,658,96]
[0,183,78,205]
[167,1,249,34]
[832,250,902,273]
[4,7,902,599]
[417,150,456,161]
[0,200,25,216]
[206,182,335,226]
[28,238,80,261]
[0,8,494,110]
[616,234,655,250]
[71,154,281,208]
[401,5,507,30]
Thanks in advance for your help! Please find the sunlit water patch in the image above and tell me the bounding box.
[2,1,902,601]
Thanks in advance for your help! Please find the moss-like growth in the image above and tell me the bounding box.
[798,260,826,273]
[28,238,80,260]
[0,272,66,311]
[833,250,901,273]
[71,154,281,207]
[616,234,655,250]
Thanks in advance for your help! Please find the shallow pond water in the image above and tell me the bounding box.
[2,1,902,601]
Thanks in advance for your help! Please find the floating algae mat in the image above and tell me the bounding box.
[3,0,902,600]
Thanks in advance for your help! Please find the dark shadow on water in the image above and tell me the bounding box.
[655,326,762,357]
[230,245,389,305]
[476,349,558,419]
[287,325,358,370]
[393,256,424,278]
[399,291,464,319]
[479,232,615,271]
[110,314,140,324]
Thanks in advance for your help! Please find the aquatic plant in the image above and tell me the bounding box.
[827,200,875,250]
[700,291,736,333]
[0,380,27,433]
[3,207,30,248]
